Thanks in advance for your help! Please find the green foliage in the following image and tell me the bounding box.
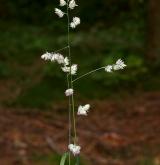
[140,157,156,165]
[1,0,146,26]
[2,20,159,108]
[31,153,85,165]
[14,79,65,108]
[0,22,62,65]
[31,153,60,165]
[0,62,12,78]
[1,0,159,109]
[60,152,68,165]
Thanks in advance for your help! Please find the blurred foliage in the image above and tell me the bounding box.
[0,0,160,108]
[31,153,86,165]
[0,0,146,26]
[0,62,12,78]
[1,2,160,165]
[140,157,156,165]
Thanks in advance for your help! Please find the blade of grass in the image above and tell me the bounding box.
[75,156,80,165]
[60,152,68,165]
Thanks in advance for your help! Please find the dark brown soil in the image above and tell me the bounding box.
[0,92,160,165]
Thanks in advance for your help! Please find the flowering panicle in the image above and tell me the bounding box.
[41,0,127,161]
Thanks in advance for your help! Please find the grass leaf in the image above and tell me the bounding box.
[60,152,68,165]
[75,156,80,165]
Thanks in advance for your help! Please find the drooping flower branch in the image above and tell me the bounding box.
[72,59,127,83]
[41,0,127,164]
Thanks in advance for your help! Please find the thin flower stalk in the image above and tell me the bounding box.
[67,74,71,165]
[54,46,69,53]
[73,59,127,83]
[72,66,106,83]
[66,0,77,145]
[41,0,127,163]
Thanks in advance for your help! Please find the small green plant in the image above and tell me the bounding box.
[41,0,126,164]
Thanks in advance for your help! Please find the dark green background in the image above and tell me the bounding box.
[0,0,159,108]
[0,1,160,165]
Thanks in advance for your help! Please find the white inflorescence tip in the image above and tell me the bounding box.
[113,59,127,70]
[105,59,126,72]
[68,144,81,156]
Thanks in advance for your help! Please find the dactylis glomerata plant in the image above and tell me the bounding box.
[41,0,127,164]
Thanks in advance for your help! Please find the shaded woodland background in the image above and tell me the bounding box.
[0,0,160,165]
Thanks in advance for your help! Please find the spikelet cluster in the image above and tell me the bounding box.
[55,0,80,29]
[105,59,126,72]
[68,144,81,156]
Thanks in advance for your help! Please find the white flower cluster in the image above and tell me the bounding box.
[65,88,74,96]
[55,0,80,29]
[62,64,78,75]
[55,8,64,18]
[105,59,126,72]
[41,52,78,75]
[70,17,81,29]
[41,52,65,64]
[68,144,81,156]
[77,104,90,116]
[60,0,66,6]
[41,52,52,61]
[51,53,65,64]
[69,0,78,9]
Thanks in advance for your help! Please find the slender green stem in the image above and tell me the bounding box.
[67,74,71,165]
[66,0,77,145]
[72,66,106,83]
[66,3,72,165]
